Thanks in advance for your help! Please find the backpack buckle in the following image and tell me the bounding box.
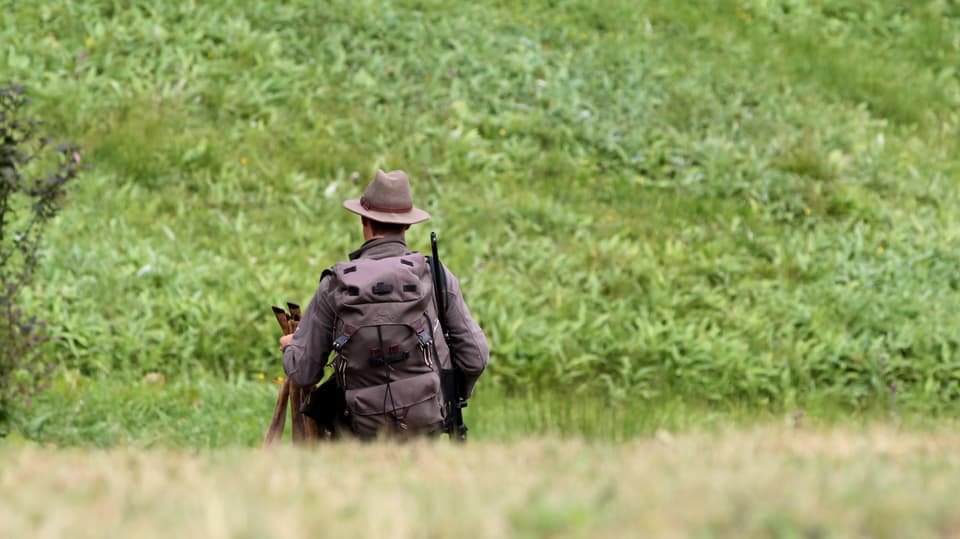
[332,335,349,351]
[332,325,357,351]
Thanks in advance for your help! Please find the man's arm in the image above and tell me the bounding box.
[281,278,335,387]
[442,270,489,397]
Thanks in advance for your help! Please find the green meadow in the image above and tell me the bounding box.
[2,1,960,535]
[5,0,959,414]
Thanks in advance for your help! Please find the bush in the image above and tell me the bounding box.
[0,84,82,433]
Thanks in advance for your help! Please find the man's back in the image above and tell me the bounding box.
[326,248,443,435]
[281,170,488,438]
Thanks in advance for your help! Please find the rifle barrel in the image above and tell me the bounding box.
[430,232,447,318]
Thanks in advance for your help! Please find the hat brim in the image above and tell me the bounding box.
[343,198,431,225]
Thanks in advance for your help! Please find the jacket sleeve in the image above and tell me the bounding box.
[442,269,489,397]
[282,277,335,387]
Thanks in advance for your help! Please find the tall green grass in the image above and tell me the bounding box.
[11,375,957,448]
[3,0,960,414]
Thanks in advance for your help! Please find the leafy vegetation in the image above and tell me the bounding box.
[2,0,960,428]
[0,84,83,430]
[4,2,960,536]
[0,375,873,448]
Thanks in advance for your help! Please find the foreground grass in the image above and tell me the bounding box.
[3,427,960,538]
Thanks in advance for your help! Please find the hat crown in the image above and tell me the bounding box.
[342,168,430,224]
[360,170,414,212]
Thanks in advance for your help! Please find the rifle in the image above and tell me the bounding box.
[262,302,320,447]
[430,231,469,442]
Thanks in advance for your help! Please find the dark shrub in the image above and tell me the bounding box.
[1,84,83,434]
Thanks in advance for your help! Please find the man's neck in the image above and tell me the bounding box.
[349,234,408,260]
[363,232,405,242]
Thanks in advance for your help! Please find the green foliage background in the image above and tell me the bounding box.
[4,0,960,412]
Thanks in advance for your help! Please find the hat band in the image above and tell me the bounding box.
[360,196,412,214]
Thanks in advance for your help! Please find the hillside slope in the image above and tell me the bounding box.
[4,0,960,405]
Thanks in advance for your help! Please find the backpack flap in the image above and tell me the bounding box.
[345,371,443,436]
[331,255,431,310]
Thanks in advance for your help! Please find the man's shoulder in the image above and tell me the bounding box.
[321,253,432,287]
[315,268,337,297]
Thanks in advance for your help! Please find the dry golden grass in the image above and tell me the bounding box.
[3,426,960,538]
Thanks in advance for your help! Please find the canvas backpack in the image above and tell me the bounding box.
[327,253,445,437]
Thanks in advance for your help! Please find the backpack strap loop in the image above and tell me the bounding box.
[412,318,433,347]
[333,324,357,351]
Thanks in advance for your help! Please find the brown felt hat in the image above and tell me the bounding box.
[343,169,431,225]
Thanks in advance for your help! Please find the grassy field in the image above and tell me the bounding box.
[3,1,960,535]
[19,373,958,449]
[0,375,803,447]
[3,0,959,407]
[5,427,960,538]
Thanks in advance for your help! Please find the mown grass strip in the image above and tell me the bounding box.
[3,427,960,538]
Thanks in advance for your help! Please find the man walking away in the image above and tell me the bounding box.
[280,169,488,438]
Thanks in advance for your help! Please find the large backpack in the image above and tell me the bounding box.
[327,253,445,436]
